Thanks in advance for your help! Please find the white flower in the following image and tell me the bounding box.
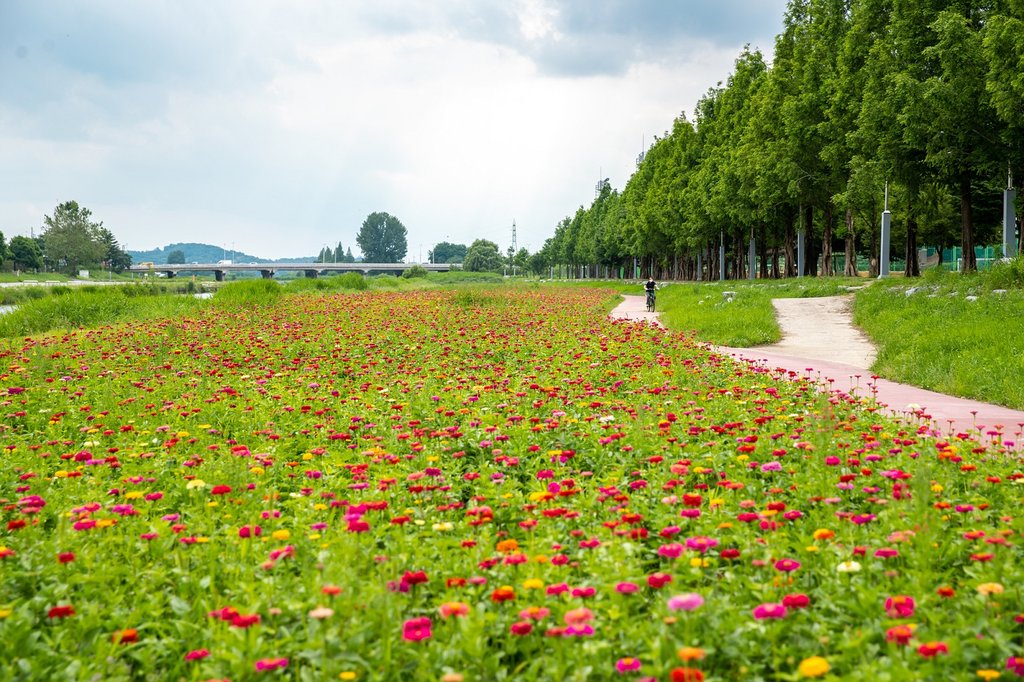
[837,561,861,573]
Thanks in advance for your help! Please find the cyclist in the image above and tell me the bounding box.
[644,277,657,312]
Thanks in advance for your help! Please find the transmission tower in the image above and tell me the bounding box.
[511,220,517,253]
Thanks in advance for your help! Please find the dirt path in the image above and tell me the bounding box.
[758,295,876,369]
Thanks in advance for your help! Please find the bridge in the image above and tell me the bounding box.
[128,261,453,281]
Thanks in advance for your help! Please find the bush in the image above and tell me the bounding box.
[402,265,429,279]
[336,272,368,290]
[986,254,1024,290]
[213,279,282,307]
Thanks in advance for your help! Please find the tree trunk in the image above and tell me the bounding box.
[803,204,819,277]
[821,202,834,276]
[759,224,769,279]
[904,214,920,277]
[959,173,976,272]
[784,211,796,278]
[843,208,858,276]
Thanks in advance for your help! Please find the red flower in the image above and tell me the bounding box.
[402,617,432,642]
[210,485,232,495]
[670,668,705,682]
[57,552,76,564]
[648,572,673,589]
[886,625,914,646]
[917,641,948,657]
[48,605,75,619]
[782,593,810,609]
[184,649,211,661]
[490,586,516,603]
[510,620,533,636]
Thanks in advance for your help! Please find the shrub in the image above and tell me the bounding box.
[336,272,368,290]
[213,279,282,307]
[402,265,429,279]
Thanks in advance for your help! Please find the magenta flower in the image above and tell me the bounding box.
[884,595,916,619]
[685,536,719,553]
[752,602,787,619]
[616,657,643,673]
[254,657,288,671]
[615,582,639,594]
[774,558,801,572]
[657,543,684,559]
[402,617,432,642]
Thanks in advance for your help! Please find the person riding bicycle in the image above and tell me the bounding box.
[644,277,657,311]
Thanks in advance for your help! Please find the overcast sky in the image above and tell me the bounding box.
[0,0,788,260]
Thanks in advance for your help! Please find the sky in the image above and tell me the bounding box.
[0,0,789,261]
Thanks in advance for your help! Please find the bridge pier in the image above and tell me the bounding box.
[303,270,319,279]
[260,270,275,279]
[164,270,177,279]
[214,270,225,282]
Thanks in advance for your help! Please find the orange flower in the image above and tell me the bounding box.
[112,628,139,644]
[678,647,706,662]
[496,539,520,554]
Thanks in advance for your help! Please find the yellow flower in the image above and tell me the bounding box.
[977,671,1001,681]
[0,609,12,619]
[432,522,453,532]
[339,673,357,681]
[302,453,313,461]
[186,479,206,490]
[249,467,265,475]
[678,646,705,662]
[313,503,327,511]
[689,557,709,568]
[522,578,544,590]
[977,582,1005,596]
[813,528,835,541]
[124,491,144,500]
[96,519,116,529]
[271,530,291,541]
[55,470,70,479]
[798,656,830,677]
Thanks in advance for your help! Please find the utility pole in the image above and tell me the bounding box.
[511,220,518,276]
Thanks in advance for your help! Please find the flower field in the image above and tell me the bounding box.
[1,287,1022,681]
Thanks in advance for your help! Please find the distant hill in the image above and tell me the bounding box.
[127,243,317,264]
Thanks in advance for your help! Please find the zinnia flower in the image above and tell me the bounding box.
[917,641,949,657]
[669,668,704,682]
[667,593,705,612]
[616,657,642,673]
[402,617,432,642]
[752,603,787,620]
[884,595,916,619]
[254,657,288,671]
[797,656,830,677]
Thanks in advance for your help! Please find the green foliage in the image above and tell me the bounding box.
[0,286,203,338]
[987,254,1024,290]
[428,271,503,285]
[429,241,468,264]
[356,212,408,262]
[463,239,503,272]
[41,201,108,274]
[401,264,428,279]
[213,279,282,307]
[166,249,186,264]
[9,236,43,271]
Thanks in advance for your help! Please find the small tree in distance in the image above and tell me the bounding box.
[356,212,408,263]
[167,249,186,264]
[463,239,504,272]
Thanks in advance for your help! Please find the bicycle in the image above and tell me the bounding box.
[645,290,656,312]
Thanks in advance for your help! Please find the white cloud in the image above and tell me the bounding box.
[0,0,788,259]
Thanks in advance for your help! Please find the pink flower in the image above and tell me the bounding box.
[1007,656,1024,676]
[647,572,673,589]
[616,582,640,594]
[402,617,432,642]
[685,536,719,553]
[254,657,288,671]
[752,603,787,619]
[773,558,801,572]
[616,657,643,673]
[510,620,533,636]
[184,649,210,661]
[885,595,916,619]
[564,608,594,626]
[667,593,705,612]
[657,543,684,559]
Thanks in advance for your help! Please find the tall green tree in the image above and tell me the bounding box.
[10,236,43,271]
[41,201,108,274]
[356,212,408,263]
[430,241,468,264]
[166,249,186,264]
[463,239,503,272]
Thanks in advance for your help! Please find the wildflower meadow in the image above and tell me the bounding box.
[1,287,1022,681]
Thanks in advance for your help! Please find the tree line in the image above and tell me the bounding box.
[2,201,131,275]
[535,0,1024,279]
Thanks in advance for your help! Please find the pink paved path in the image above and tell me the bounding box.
[611,295,1024,446]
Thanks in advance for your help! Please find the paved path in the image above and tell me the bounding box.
[611,294,1024,446]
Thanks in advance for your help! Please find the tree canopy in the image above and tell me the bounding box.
[41,201,132,274]
[463,239,504,272]
[539,0,1023,277]
[356,212,408,263]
